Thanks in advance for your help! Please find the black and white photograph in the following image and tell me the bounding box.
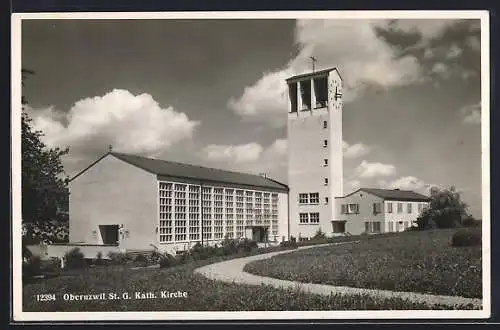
[11,11,490,321]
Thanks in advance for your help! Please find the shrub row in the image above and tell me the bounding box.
[451,227,482,247]
[159,238,259,268]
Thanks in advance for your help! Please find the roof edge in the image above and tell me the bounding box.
[335,187,430,201]
[69,152,111,182]
[286,67,342,82]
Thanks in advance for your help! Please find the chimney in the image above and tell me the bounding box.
[259,173,267,179]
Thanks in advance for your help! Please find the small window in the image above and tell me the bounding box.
[309,193,319,204]
[323,159,328,166]
[388,222,394,232]
[299,193,309,204]
[407,203,412,214]
[323,139,328,147]
[387,202,393,213]
[323,121,328,129]
[397,203,403,213]
[373,203,382,214]
[299,213,309,224]
[324,178,329,185]
[309,213,320,223]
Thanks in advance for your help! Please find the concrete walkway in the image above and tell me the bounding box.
[194,242,483,309]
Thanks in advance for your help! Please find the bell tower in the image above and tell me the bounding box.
[286,68,343,239]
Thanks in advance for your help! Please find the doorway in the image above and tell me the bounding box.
[99,225,119,244]
[251,226,268,243]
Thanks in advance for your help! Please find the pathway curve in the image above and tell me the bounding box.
[194,242,483,309]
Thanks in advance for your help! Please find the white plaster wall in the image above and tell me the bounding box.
[335,191,385,235]
[69,155,158,250]
[287,70,343,239]
[384,200,430,232]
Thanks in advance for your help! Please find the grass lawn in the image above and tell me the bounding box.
[22,249,479,311]
[244,229,482,299]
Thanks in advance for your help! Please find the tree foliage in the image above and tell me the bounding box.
[22,69,70,244]
[416,186,469,229]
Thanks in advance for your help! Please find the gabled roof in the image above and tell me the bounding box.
[337,188,430,202]
[71,152,288,192]
[285,67,343,83]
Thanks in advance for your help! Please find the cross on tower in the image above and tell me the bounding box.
[309,56,317,73]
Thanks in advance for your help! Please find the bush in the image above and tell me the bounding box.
[312,229,327,240]
[451,228,482,247]
[134,253,148,263]
[64,248,86,269]
[159,253,179,268]
[462,216,481,228]
[221,239,239,256]
[404,225,420,232]
[107,251,128,265]
[280,240,298,249]
[175,251,193,264]
[94,251,104,266]
[237,238,258,253]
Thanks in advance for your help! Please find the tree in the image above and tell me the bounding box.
[22,69,70,244]
[416,186,469,230]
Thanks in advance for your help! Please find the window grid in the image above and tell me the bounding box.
[159,181,280,243]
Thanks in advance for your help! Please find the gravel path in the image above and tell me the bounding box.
[194,242,483,309]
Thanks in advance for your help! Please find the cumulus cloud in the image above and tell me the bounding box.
[431,62,451,79]
[228,19,439,126]
[461,101,481,124]
[201,142,263,164]
[446,44,463,59]
[355,160,396,179]
[343,141,371,159]
[267,138,287,155]
[200,138,288,182]
[345,179,361,192]
[378,176,438,195]
[28,89,200,156]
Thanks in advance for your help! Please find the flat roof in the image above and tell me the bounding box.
[285,67,342,83]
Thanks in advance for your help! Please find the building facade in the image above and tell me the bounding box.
[286,68,343,240]
[69,152,289,255]
[333,188,431,235]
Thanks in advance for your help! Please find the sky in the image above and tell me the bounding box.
[21,16,483,217]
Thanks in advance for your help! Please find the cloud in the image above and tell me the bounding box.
[267,138,287,155]
[227,69,293,127]
[383,19,456,41]
[200,138,288,182]
[343,141,371,159]
[466,35,481,51]
[378,176,439,195]
[431,62,451,79]
[346,179,361,191]
[27,89,200,157]
[355,160,396,179]
[446,44,463,59]
[201,142,263,163]
[461,101,481,124]
[228,19,431,126]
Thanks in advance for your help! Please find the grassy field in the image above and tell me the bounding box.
[22,249,479,312]
[244,229,482,298]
